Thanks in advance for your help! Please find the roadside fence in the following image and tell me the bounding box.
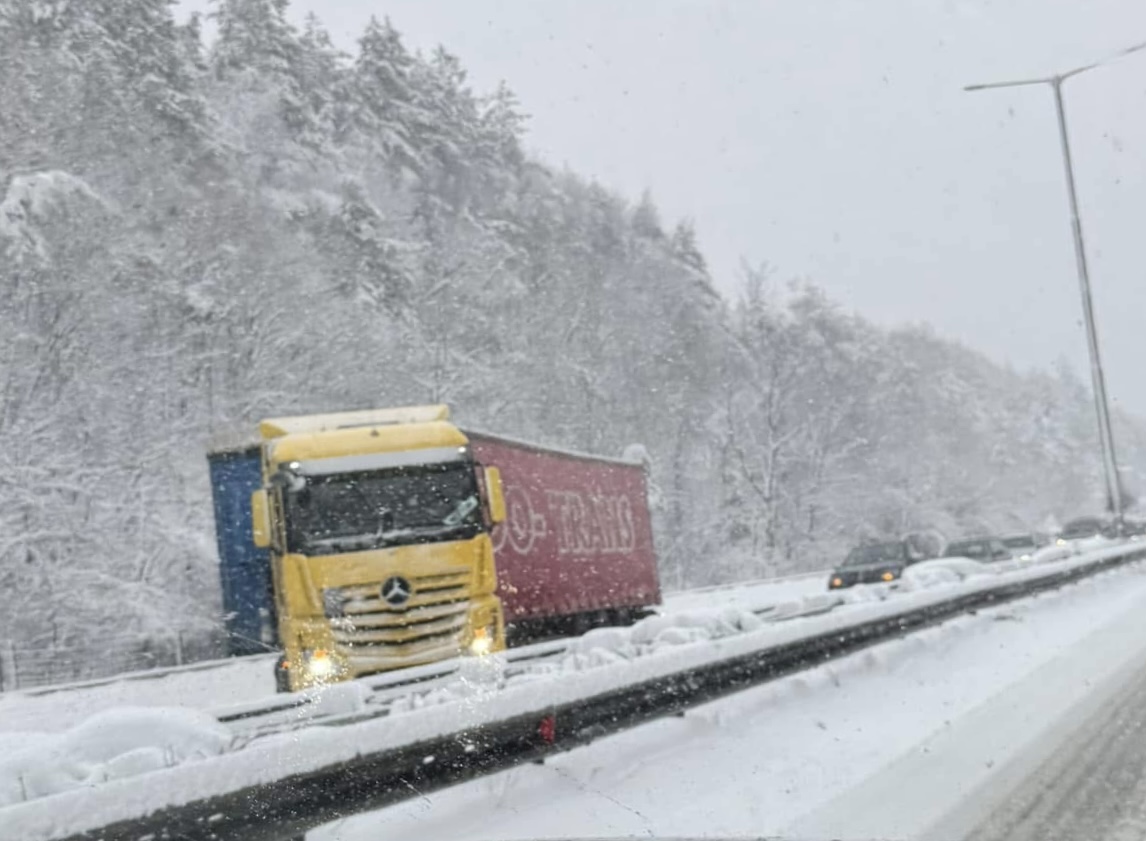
[0,631,225,692]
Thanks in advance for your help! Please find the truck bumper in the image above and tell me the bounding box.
[280,596,506,691]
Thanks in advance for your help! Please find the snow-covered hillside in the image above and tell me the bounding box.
[4,0,1146,665]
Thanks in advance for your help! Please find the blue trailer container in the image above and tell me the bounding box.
[207,446,278,656]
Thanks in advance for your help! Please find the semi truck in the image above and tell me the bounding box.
[207,405,661,691]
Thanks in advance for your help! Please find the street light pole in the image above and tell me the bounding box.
[1047,78,1123,531]
[965,42,1146,533]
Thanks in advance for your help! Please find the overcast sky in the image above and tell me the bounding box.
[182,0,1146,415]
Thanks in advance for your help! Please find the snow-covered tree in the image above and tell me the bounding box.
[345,16,427,175]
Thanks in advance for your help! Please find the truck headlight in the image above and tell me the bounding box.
[469,626,495,656]
[302,648,341,681]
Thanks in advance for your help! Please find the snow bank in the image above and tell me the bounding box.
[1033,544,1074,564]
[561,607,764,670]
[661,570,827,615]
[386,609,767,713]
[773,591,851,615]
[1072,535,1114,553]
[0,708,233,808]
[900,557,989,587]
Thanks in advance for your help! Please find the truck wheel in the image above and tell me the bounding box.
[274,655,291,693]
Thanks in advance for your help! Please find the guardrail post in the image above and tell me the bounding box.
[175,632,184,667]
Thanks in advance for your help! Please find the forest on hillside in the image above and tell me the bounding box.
[2,0,1143,653]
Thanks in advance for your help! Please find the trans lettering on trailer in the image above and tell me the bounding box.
[494,484,638,557]
[495,485,637,557]
[545,489,636,556]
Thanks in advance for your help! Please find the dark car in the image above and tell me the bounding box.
[1123,518,1146,538]
[1058,517,1113,542]
[828,541,911,590]
[943,537,1013,563]
[999,532,1044,561]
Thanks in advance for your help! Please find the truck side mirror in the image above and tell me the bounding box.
[251,489,272,549]
[484,466,506,525]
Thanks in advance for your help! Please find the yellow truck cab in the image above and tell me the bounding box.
[247,405,507,691]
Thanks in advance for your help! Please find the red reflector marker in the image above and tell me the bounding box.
[538,715,556,744]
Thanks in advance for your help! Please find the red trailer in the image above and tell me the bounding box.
[466,431,662,641]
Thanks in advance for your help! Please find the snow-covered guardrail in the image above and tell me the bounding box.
[10,542,1146,841]
[7,569,822,704]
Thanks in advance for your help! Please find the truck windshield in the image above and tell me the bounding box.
[284,461,482,555]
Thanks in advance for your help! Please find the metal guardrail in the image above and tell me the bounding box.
[0,632,227,693]
[7,572,820,698]
[662,567,830,597]
[62,544,1146,841]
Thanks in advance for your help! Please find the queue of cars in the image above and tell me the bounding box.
[827,517,1136,591]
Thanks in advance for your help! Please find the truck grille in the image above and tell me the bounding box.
[329,570,471,652]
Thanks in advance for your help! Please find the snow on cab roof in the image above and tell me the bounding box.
[207,405,645,467]
[259,405,450,438]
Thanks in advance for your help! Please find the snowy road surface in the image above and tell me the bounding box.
[957,627,1146,840]
[310,561,1146,841]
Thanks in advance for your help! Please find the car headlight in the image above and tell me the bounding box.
[1020,553,1032,561]
[1056,538,1067,546]
[829,576,844,589]
[881,570,895,582]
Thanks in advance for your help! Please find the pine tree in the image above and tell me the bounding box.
[410,46,481,203]
[347,16,427,174]
[210,0,337,160]
[632,189,664,239]
[210,0,296,78]
[297,13,347,149]
[670,218,706,272]
[477,81,527,170]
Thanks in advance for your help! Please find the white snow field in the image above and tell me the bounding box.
[310,554,1146,841]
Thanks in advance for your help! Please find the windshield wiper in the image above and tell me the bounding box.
[305,527,420,553]
[443,495,479,526]
[305,520,478,552]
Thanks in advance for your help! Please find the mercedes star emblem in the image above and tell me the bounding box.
[381,576,412,606]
